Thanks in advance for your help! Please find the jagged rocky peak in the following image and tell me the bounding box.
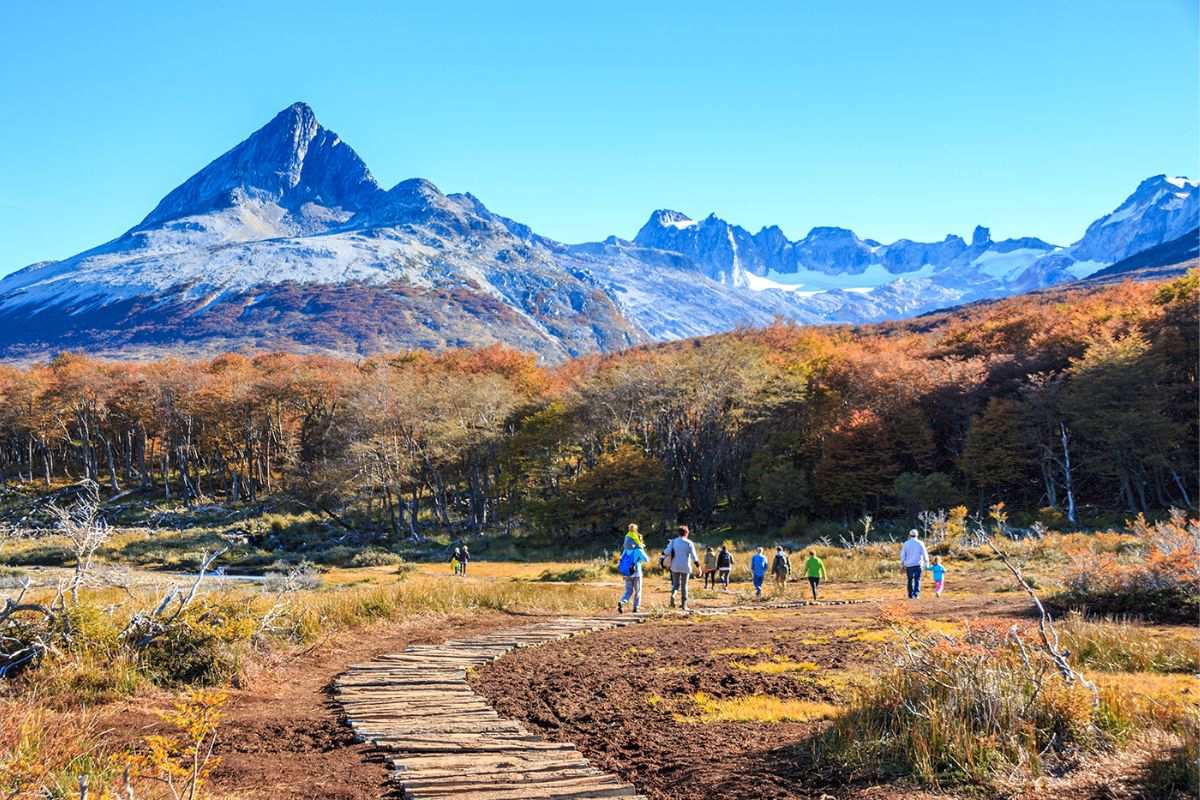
[971,225,992,247]
[636,209,697,236]
[137,102,383,228]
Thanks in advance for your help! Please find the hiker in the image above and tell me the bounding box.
[459,545,471,576]
[771,546,791,591]
[617,534,649,614]
[663,525,701,611]
[703,546,718,589]
[716,545,734,592]
[929,556,946,598]
[451,547,463,576]
[900,529,929,599]
[624,522,646,551]
[750,547,769,598]
[804,550,826,600]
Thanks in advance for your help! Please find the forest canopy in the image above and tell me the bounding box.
[0,274,1195,545]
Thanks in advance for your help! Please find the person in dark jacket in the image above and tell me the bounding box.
[716,545,735,592]
[459,545,471,576]
[772,546,791,591]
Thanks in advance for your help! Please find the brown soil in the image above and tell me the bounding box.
[468,593,1130,800]
[102,612,511,800]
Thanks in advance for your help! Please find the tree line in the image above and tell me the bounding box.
[0,273,1195,543]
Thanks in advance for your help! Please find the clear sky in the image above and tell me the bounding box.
[1,0,1196,275]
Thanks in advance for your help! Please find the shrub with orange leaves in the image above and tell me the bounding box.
[1056,509,1199,622]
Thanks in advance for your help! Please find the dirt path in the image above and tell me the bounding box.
[470,593,1030,800]
[101,613,515,800]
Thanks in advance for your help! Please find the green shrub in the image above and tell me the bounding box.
[139,599,257,686]
[349,547,403,567]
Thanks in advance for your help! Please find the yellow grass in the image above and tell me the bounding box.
[712,646,772,657]
[683,692,839,723]
[734,656,821,674]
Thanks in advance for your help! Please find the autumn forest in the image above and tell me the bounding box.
[0,274,1195,545]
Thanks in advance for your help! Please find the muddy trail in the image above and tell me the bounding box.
[468,594,1036,800]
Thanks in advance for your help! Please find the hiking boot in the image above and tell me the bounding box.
[617,602,624,614]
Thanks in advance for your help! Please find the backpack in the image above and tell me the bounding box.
[618,550,637,577]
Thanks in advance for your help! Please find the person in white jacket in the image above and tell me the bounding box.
[663,525,701,611]
[899,529,929,599]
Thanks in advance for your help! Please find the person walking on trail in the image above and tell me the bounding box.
[451,547,462,576]
[702,546,718,589]
[804,550,827,600]
[750,547,769,598]
[929,556,947,598]
[900,529,929,599]
[716,545,734,592]
[459,545,471,577]
[663,525,701,611]
[624,523,645,552]
[617,535,649,614]
[771,546,791,591]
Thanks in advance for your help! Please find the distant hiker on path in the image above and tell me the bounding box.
[451,547,463,576]
[716,545,734,592]
[772,546,791,591]
[930,556,946,598]
[617,534,649,614]
[459,545,471,576]
[750,547,769,598]
[664,525,701,611]
[804,550,826,600]
[900,529,929,598]
[703,546,718,589]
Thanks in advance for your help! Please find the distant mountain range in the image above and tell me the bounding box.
[0,102,1196,361]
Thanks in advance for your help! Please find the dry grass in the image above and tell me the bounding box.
[0,698,120,798]
[733,656,821,674]
[683,692,838,723]
[1060,614,1199,673]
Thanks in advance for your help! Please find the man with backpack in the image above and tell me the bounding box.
[662,525,701,611]
[716,545,735,592]
[617,534,649,614]
[772,546,791,592]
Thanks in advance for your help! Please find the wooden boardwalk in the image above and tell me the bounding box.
[335,616,650,799]
[335,599,877,798]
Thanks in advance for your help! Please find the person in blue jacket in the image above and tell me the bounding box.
[617,535,650,613]
[750,546,769,599]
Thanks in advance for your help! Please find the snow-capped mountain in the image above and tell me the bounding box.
[0,102,1194,361]
[632,210,1059,300]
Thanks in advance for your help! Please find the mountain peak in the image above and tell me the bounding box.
[971,225,992,247]
[137,102,382,229]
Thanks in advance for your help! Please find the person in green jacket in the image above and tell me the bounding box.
[804,550,827,600]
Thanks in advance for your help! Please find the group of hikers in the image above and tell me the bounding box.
[449,545,471,576]
[615,523,946,613]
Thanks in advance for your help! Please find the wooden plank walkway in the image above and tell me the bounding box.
[335,616,651,799]
[335,599,877,798]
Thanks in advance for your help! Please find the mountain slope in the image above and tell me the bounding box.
[0,103,1194,361]
[1084,227,1199,282]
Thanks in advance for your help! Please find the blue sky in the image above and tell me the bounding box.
[0,1,1196,274]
